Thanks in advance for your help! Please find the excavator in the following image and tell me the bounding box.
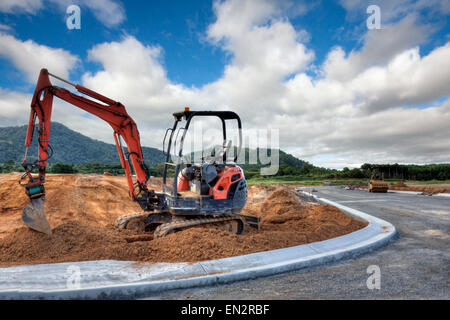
[19,68,258,237]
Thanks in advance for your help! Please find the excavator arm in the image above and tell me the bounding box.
[20,68,156,234]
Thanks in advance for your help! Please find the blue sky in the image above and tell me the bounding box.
[0,0,227,89]
[1,1,330,89]
[0,0,450,168]
[4,0,446,89]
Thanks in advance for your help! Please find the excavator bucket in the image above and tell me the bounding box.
[22,197,51,235]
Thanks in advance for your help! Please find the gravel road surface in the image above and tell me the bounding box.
[143,187,450,299]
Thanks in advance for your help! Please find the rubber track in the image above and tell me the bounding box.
[114,212,148,230]
[154,215,244,238]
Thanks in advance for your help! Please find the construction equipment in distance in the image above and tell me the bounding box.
[20,68,259,237]
[368,168,389,193]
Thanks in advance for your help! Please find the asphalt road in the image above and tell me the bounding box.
[143,187,450,299]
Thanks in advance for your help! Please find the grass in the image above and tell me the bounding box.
[247,177,369,187]
[246,177,450,187]
[402,180,450,185]
[247,179,324,186]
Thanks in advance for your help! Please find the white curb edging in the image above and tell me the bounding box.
[0,192,397,299]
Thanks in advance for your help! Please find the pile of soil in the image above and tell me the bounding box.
[0,173,144,239]
[0,174,367,267]
[391,181,407,188]
[388,181,450,193]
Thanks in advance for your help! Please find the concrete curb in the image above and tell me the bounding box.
[388,190,422,195]
[0,192,397,299]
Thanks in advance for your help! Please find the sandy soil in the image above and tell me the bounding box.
[388,181,450,193]
[0,173,367,266]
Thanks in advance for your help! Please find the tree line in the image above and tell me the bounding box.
[247,162,450,180]
[1,160,450,181]
[360,163,450,181]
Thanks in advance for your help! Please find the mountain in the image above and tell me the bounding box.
[0,122,166,166]
[237,148,305,170]
[0,123,306,170]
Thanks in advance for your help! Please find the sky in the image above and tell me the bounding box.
[0,0,449,169]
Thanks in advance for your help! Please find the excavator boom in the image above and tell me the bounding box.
[20,69,153,234]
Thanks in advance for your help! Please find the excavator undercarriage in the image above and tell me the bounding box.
[114,212,246,238]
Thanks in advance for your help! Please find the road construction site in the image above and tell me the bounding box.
[1,172,448,299]
[0,173,366,267]
[146,186,449,299]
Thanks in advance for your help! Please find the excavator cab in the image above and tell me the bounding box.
[126,108,258,238]
[160,109,248,216]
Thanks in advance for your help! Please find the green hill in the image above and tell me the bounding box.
[0,122,166,166]
[238,148,305,170]
[0,123,307,175]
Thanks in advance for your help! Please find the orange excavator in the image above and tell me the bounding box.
[20,69,258,236]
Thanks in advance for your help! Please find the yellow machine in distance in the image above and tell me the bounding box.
[368,169,389,193]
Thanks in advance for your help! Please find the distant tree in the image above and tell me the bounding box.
[50,163,77,174]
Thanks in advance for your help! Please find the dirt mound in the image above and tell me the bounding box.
[258,187,315,224]
[0,175,367,266]
[0,221,125,265]
[0,173,155,239]
[388,181,450,194]
[392,181,407,187]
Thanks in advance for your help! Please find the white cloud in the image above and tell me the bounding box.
[323,15,432,82]
[0,24,13,32]
[0,89,31,126]
[207,0,313,76]
[0,32,79,83]
[0,0,125,28]
[49,0,126,28]
[78,36,198,144]
[339,0,450,22]
[1,0,450,169]
[81,0,126,28]
[348,44,450,111]
[0,0,43,14]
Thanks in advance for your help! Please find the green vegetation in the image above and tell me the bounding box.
[2,122,450,186]
[0,160,24,173]
[246,163,450,186]
[246,178,368,187]
[238,148,305,171]
[3,156,450,189]
[0,122,165,166]
[397,179,450,185]
[245,162,366,182]
[360,163,450,181]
